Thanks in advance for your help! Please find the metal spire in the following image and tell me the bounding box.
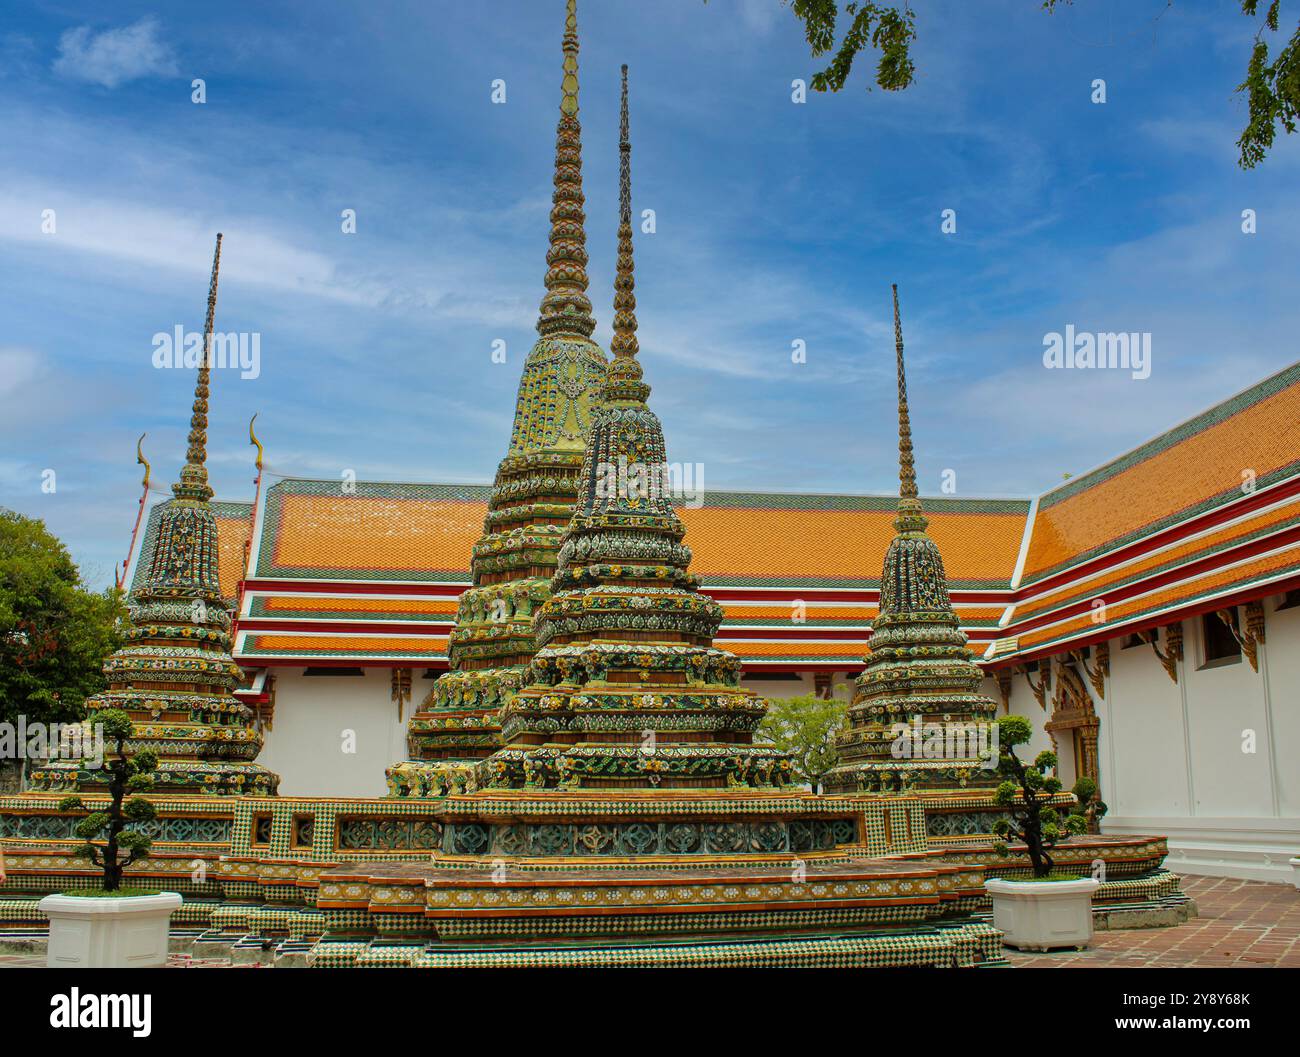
[891,284,927,533]
[603,64,650,404]
[536,0,595,338]
[173,233,221,502]
[610,64,638,362]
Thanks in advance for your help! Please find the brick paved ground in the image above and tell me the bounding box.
[1006,875,1300,968]
[2,874,1296,969]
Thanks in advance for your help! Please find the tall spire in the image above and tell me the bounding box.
[891,283,927,534]
[173,232,222,503]
[472,59,789,794]
[611,65,638,361]
[537,0,595,339]
[822,285,997,795]
[605,64,650,405]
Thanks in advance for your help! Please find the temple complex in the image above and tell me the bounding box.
[0,0,1293,969]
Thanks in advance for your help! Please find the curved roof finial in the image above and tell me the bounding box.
[116,433,153,590]
[249,412,264,472]
[136,432,152,490]
[173,233,222,502]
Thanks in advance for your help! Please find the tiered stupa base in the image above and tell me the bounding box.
[0,788,1195,966]
[308,788,1007,968]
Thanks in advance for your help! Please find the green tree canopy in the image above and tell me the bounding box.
[0,509,126,730]
[741,1,1298,170]
[757,691,848,791]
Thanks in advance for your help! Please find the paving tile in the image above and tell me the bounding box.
[1007,874,1299,969]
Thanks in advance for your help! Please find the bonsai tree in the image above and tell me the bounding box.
[1068,775,1108,834]
[989,715,1086,878]
[56,709,158,892]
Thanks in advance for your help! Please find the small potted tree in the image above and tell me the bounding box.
[1070,775,1108,834]
[38,709,180,967]
[983,715,1098,951]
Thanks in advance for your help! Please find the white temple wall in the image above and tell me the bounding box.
[741,672,856,700]
[1266,599,1300,819]
[1093,596,1298,883]
[259,669,408,799]
[985,673,1055,761]
[1101,634,1189,817]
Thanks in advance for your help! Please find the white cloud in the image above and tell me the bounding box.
[736,0,782,35]
[53,17,178,89]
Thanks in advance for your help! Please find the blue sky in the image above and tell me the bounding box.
[2,0,1297,588]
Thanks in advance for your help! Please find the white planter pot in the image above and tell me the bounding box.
[1290,857,1300,891]
[984,877,1100,952]
[39,892,182,968]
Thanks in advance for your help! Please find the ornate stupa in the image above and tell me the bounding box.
[823,286,998,794]
[30,235,279,797]
[303,86,1011,972]
[388,0,608,797]
[477,65,791,792]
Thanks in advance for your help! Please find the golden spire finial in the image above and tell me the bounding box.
[603,64,650,403]
[610,64,639,362]
[536,0,595,338]
[173,233,222,502]
[891,283,927,533]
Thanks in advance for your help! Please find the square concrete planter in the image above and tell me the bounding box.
[39,892,182,968]
[984,877,1100,952]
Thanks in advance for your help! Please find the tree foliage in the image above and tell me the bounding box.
[759,0,1299,169]
[57,710,157,892]
[0,509,126,730]
[989,715,1087,877]
[757,691,848,791]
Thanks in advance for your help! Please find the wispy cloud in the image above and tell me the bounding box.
[53,17,178,89]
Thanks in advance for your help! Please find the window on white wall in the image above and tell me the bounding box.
[1198,610,1241,669]
[1276,589,1300,612]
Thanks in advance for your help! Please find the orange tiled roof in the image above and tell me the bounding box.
[125,364,1300,668]
[1022,364,1300,584]
[250,479,1029,589]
